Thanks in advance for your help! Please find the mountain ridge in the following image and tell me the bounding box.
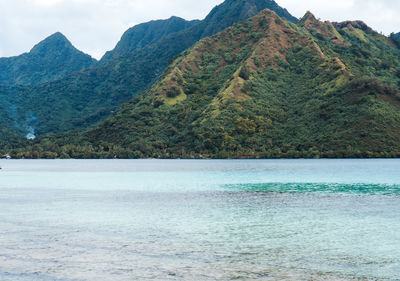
[3,3,400,158]
[0,0,297,139]
[102,17,200,61]
[38,8,400,159]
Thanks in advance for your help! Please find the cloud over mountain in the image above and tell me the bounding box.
[1,0,399,59]
[0,0,222,59]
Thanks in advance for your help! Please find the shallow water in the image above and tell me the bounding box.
[0,159,399,280]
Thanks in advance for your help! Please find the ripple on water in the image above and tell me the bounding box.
[0,160,399,280]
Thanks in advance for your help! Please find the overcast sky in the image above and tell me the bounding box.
[0,0,399,60]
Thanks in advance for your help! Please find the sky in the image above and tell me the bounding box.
[0,0,399,60]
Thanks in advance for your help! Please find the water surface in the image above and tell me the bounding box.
[0,159,399,280]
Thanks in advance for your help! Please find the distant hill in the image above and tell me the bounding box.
[1,0,297,139]
[0,32,96,86]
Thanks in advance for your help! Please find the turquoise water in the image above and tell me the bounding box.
[0,159,399,280]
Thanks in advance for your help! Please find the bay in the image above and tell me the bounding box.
[0,159,399,280]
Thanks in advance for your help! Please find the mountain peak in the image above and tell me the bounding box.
[298,11,346,45]
[303,11,317,20]
[198,0,297,39]
[30,32,73,55]
[0,31,96,86]
[47,32,68,40]
[299,11,319,26]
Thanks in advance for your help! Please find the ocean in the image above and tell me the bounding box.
[0,159,399,280]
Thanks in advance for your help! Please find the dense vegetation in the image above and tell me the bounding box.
[5,9,400,159]
[0,32,98,144]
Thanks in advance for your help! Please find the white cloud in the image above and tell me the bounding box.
[32,0,64,6]
[0,0,399,59]
[276,0,400,34]
[0,0,222,59]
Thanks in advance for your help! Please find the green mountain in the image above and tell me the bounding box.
[6,5,400,159]
[1,0,297,139]
[102,17,200,61]
[0,32,96,86]
[26,9,400,159]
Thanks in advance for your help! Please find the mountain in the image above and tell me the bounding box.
[30,9,399,159]
[102,17,200,61]
[0,32,96,86]
[1,0,297,138]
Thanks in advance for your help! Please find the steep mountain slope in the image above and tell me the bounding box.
[102,17,199,61]
[3,0,297,138]
[105,0,298,94]
[109,0,297,85]
[66,10,400,159]
[0,33,96,86]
